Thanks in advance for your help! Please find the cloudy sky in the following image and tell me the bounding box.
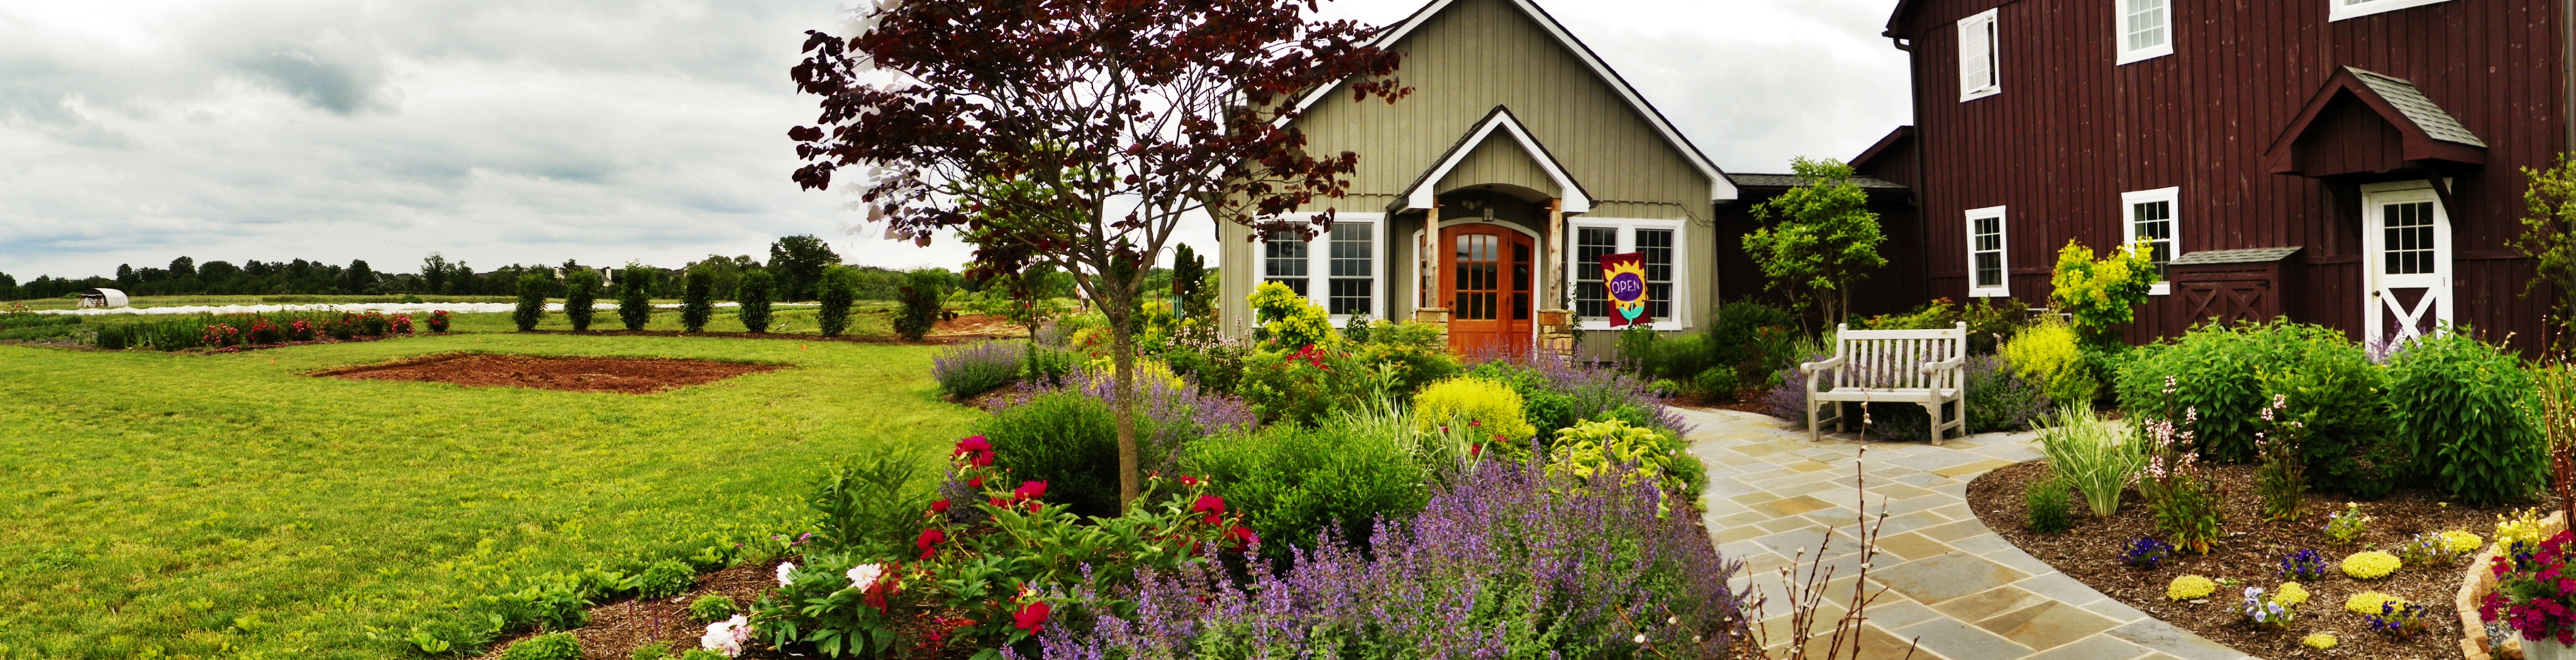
[0,0,1907,281]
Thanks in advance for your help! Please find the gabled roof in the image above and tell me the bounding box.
[2260,67,2487,175]
[1281,0,1736,203]
[1848,126,1915,174]
[1397,106,1592,214]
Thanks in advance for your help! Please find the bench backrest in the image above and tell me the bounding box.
[1823,322,1967,389]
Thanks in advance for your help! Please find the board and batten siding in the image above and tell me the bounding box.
[1891,0,2564,346]
[1222,0,1723,338]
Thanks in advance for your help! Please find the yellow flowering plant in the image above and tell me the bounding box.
[2341,551,2401,579]
[2302,632,2337,649]
[2274,582,2311,607]
[2441,529,2486,554]
[2499,508,2550,552]
[2346,591,2402,615]
[2167,574,2217,601]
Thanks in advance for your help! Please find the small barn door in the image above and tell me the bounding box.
[2362,187,2453,344]
[1443,225,1534,355]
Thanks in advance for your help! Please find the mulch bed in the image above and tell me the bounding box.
[475,559,794,660]
[313,353,787,393]
[1969,460,2514,659]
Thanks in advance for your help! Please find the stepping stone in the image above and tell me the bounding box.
[1976,601,2123,652]
[1872,552,2030,605]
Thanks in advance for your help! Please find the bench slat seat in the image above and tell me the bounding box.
[1798,322,1968,444]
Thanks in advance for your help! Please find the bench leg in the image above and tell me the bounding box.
[1924,401,1943,446]
[1806,395,1821,442]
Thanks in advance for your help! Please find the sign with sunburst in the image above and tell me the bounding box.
[1600,252,1650,328]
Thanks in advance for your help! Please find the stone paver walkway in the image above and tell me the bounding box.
[1682,407,2251,660]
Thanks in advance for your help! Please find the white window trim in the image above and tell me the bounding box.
[1958,8,2001,102]
[2329,0,2456,21]
[2113,0,2174,65]
[1965,206,2011,298]
[1565,217,1688,332]
[1258,213,1386,327]
[2121,187,2181,296]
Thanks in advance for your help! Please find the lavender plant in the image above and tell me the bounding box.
[933,339,1027,398]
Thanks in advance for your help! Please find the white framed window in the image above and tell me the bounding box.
[1958,8,2001,101]
[1258,214,1384,325]
[2122,187,2180,295]
[1565,218,1687,331]
[2330,0,2457,21]
[1965,206,2011,298]
[2115,0,2172,64]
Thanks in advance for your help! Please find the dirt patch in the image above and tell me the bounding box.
[314,353,786,394]
[1969,459,2512,659]
[477,560,794,660]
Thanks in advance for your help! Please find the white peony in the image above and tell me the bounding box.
[847,563,885,591]
[701,614,751,657]
[775,562,797,587]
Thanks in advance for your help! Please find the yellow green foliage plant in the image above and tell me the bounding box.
[2345,591,2401,615]
[2341,551,2401,580]
[1413,377,1538,459]
[2001,317,2099,408]
[2048,238,2160,345]
[2167,574,2216,601]
[2275,582,2311,606]
[2442,530,2486,554]
[1249,281,1335,351]
[2302,632,2337,649]
[1546,418,1706,512]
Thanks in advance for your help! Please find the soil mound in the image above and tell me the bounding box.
[314,353,785,393]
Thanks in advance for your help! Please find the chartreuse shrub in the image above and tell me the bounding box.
[2049,238,2160,344]
[1412,377,1538,458]
[1248,281,1333,350]
[1547,418,1704,512]
[1182,418,1430,561]
[2001,318,2097,408]
[499,632,581,660]
[2036,406,2141,517]
[2386,328,2543,505]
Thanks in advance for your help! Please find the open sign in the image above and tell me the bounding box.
[1599,252,1651,328]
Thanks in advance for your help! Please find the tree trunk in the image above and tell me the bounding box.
[1104,287,1141,508]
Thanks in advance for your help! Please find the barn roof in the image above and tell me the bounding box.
[1726,173,1910,190]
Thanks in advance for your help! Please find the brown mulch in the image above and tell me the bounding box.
[1664,388,1775,414]
[1969,460,2516,659]
[312,353,787,393]
[477,560,795,660]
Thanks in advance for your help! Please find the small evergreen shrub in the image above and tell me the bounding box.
[498,632,581,660]
[894,268,945,340]
[689,594,738,624]
[2024,477,2074,534]
[2387,328,2543,505]
[1183,419,1430,561]
[816,265,855,337]
[636,559,694,600]
[735,270,775,333]
[933,340,1024,398]
[680,267,714,332]
[513,273,550,332]
[563,269,599,332]
[618,266,653,331]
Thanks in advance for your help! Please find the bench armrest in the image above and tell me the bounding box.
[1800,355,1848,372]
[1920,355,1965,374]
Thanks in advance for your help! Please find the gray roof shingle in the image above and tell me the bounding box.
[2348,67,2486,147]
[2170,247,2304,266]
[1728,173,1909,190]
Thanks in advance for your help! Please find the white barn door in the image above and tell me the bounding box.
[2361,185,2452,345]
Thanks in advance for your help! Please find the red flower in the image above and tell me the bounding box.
[1179,475,1200,488]
[1012,601,1051,634]
[930,500,951,513]
[1192,495,1226,525]
[971,451,995,467]
[1225,525,1257,547]
[1013,481,1048,501]
[954,435,992,456]
[989,496,1009,508]
[916,528,946,559]
[969,476,984,489]
[1026,500,1043,513]
[1470,444,1484,456]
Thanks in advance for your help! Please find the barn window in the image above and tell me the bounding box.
[2115,0,2173,64]
[1568,219,1689,330]
[2123,187,2181,295]
[1958,8,2001,101]
[2330,0,2457,21]
[1263,214,1384,323]
[1965,206,2010,298]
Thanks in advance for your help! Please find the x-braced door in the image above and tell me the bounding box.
[2362,187,2452,344]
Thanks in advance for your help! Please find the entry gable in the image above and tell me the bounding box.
[1403,107,1591,214]
[2262,67,2488,176]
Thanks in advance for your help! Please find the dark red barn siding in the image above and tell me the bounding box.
[1887,0,2564,347]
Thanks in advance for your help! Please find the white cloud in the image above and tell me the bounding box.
[0,0,1904,280]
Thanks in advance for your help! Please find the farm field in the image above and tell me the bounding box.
[0,333,978,659]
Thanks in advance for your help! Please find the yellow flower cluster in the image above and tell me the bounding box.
[2167,574,2217,601]
[2274,582,2311,606]
[2440,530,2485,554]
[2341,551,2401,579]
[2301,632,2338,649]
[2345,591,2403,615]
[2497,508,2549,551]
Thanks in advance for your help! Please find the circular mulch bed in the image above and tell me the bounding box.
[313,353,787,394]
[1968,460,2515,659]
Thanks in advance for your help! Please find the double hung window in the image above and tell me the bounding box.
[2331,0,2457,21]
[1567,219,1684,330]
[1965,206,2010,298]
[2122,187,2180,295]
[2115,0,2172,64]
[1257,215,1384,323]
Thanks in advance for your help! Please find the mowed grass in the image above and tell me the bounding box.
[0,330,979,659]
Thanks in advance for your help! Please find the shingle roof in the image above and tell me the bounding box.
[2170,247,2304,266]
[2346,67,2486,147]
[1727,173,1910,190]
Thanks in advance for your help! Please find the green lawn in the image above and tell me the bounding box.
[0,333,979,659]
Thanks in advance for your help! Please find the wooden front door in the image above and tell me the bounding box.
[2362,188,2452,345]
[1443,225,1534,355]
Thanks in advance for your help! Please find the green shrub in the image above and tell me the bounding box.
[680,267,714,332]
[629,641,673,660]
[513,273,550,332]
[484,571,591,632]
[1239,345,1369,427]
[94,323,131,350]
[1707,301,1801,374]
[1182,419,1429,561]
[816,266,855,337]
[1963,354,2049,432]
[636,559,694,600]
[1547,417,1704,505]
[2024,477,2073,534]
[499,632,582,660]
[679,650,726,660]
[736,270,775,333]
[1248,281,1335,350]
[1692,367,1741,401]
[618,267,653,331]
[563,268,599,332]
[2388,329,2543,505]
[894,269,945,340]
[1346,321,1459,398]
[2116,320,2389,467]
[689,595,738,624]
[810,445,931,554]
[1412,378,1538,457]
[2001,318,2097,408]
[2036,407,2141,517]
[974,391,1142,518]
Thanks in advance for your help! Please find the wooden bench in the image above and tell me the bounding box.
[1800,322,1967,444]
